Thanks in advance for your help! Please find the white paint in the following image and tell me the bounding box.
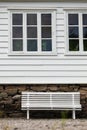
[0,2,87,84]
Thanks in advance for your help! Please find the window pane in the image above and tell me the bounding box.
[83,40,87,51]
[42,27,51,38]
[69,39,79,51]
[83,27,87,38]
[12,14,22,25]
[69,27,79,38]
[13,27,23,38]
[42,40,52,51]
[13,40,23,51]
[27,14,37,25]
[27,27,37,38]
[83,14,87,25]
[27,40,37,51]
[41,14,51,25]
[68,14,78,25]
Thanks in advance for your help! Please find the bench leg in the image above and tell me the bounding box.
[72,110,75,119]
[27,110,29,119]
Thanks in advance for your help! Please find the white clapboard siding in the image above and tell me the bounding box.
[1,59,87,65]
[56,31,64,37]
[56,13,64,19]
[0,13,8,18]
[0,48,8,54]
[1,71,87,77]
[56,25,64,31]
[0,65,87,71]
[0,3,87,84]
[0,43,8,47]
[0,25,8,30]
[56,19,64,25]
[0,31,8,36]
[57,43,65,48]
[0,37,8,42]
[0,19,8,24]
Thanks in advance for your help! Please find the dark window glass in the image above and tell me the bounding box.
[13,40,23,51]
[83,14,87,25]
[83,40,87,51]
[27,40,37,51]
[69,27,79,38]
[27,14,37,25]
[68,14,78,25]
[42,27,51,38]
[12,14,22,25]
[83,27,87,38]
[69,39,79,51]
[13,27,23,38]
[41,14,51,25]
[27,27,37,38]
[42,40,52,51]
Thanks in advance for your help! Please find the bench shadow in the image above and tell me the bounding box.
[29,110,72,119]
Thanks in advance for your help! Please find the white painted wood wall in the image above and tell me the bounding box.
[0,2,87,84]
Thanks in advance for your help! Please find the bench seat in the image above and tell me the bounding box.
[21,92,81,119]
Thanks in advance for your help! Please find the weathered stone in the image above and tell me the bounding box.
[0,111,6,117]
[0,92,8,98]
[80,84,87,87]
[0,86,3,92]
[30,85,47,91]
[68,85,79,91]
[48,85,58,91]
[12,95,21,100]
[4,96,13,105]
[81,94,86,100]
[80,89,87,94]
[9,112,24,117]
[80,87,87,91]
[5,86,17,96]
[59,85,70,92]
[18,85,27,93]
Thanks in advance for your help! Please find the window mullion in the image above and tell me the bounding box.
[23,12,26,53]
[37,12,41,52]
[79,13,83,52]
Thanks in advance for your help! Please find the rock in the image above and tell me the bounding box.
[0,86,3,92]
[80,89,87,94]
[80,87,87,91]
[48,85,58,91]
[30,85,47,92]
[68,85,77,91]
[5,86,17,96]
[18,85,27,93]
[9,112,23,117]
[4,96,13,105]
[59,85,69,92]
[0,92,8,98]
[0,111,6,117]
[12,95,21,100]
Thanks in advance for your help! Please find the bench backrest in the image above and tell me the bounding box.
[21,92,81,110]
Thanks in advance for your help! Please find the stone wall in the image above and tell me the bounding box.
[0,84,87,118]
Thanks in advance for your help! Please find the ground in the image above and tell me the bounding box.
[0,119,87,130]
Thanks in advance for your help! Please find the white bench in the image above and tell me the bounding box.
[21,92,81,119]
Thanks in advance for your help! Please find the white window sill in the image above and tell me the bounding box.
[8,52,57,56]
[65,52,87,56]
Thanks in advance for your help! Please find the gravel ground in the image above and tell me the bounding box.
[0,118,87,130]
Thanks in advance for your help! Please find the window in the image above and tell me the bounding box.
[10,10,56,55]
[66,12,87,55]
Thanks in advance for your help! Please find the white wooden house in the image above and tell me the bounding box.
[0,0,87,84]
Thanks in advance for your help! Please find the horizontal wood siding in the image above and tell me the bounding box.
[0,3,87,84]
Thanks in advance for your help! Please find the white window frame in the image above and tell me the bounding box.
[65,10,87,55]
[8,9,57,56]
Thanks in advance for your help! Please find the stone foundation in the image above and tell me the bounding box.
[0,84,87,118]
